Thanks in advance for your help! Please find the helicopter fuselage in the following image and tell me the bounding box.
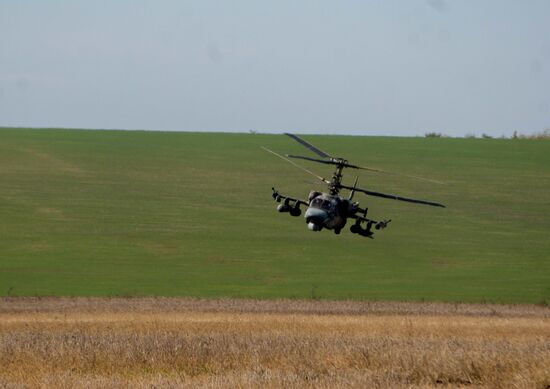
[272,187,388,237]
[305,192,353,232]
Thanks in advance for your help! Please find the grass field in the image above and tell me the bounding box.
[0,128,549,302]
[1,298,549,388]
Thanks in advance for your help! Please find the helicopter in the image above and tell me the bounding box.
[262,133,445,238]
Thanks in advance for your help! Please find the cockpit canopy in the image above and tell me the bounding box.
[310,197,334,211]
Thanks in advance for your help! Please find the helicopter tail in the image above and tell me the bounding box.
[348,176,359,201]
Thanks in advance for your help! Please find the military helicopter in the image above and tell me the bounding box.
[262,133,445,238]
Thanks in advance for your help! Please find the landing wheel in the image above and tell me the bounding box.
[350,224,359,234]
[334,228,341,235]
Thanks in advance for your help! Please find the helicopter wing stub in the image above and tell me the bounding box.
[339,184,446,208]
[349,213,391,227]
[261,147,330,185]
[271,188,309,207]
[284,133,333,159]
[271,187,309,217]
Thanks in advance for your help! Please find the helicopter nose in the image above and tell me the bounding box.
[308,222,322,231]
[305,208,328,225]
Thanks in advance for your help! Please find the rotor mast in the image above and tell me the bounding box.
[328,159,347,195]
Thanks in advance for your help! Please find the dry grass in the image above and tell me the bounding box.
[1,298,549,388]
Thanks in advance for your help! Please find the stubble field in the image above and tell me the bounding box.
[1,298,549,388]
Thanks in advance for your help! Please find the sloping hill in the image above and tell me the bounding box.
[1,128,548,303]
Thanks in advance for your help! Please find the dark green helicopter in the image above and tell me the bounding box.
[263,133,445,238]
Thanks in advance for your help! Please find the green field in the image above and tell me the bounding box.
[1,128,549,303]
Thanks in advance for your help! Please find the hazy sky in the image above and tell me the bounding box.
[1,1,549,137]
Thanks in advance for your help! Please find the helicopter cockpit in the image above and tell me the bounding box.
[310,197,334,211]
[310,197,333,211]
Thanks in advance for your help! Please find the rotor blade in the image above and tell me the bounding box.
[285,133,444,184]
[347,164,394,173]
[287,154,403,174]
[286,154,333,165]
[347,164,446,184]
[386,172,446,185]
[348,176,358,201]
[289,152,444,184]
[339,184,446,208]
[284,133,332,159]
[261,147,330,184]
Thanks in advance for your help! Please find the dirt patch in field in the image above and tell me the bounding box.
[2,297,549,317]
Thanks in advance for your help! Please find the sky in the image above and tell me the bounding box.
[1,1,549,137]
